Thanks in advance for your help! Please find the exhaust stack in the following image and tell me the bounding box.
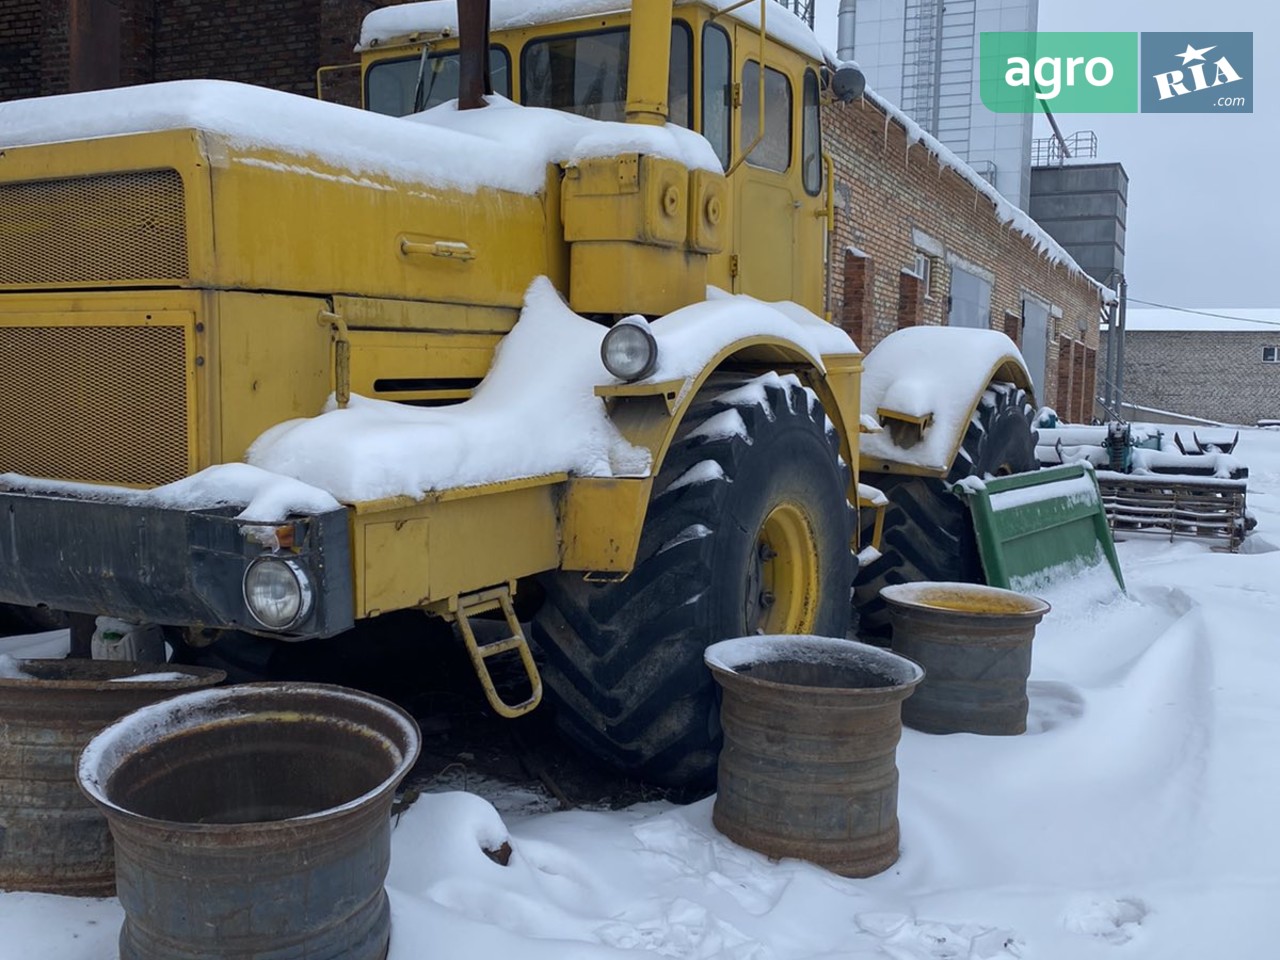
[458,0,492,110]
[625,0,674,125]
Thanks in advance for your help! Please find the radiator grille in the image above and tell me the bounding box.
[0,170,189,286]
[0,324,190,486]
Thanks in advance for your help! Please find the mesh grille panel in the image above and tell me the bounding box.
[0,170,188,285]
[0,324,190,486]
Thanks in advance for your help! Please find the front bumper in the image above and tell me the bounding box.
[0,490,354,639]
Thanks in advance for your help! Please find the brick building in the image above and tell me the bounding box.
[0,0,388,102]
[825,93,1106,422]
[1102,309,1280,426]
[1,1,1106,420]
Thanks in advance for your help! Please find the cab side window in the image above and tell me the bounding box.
[801,68,822,194]
[701,23,732,169]
[741,60,792,172]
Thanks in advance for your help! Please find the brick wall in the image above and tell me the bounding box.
[1101,330,1280,425]
[825,95,1106,420]
[0,0,44,101]
[0,0,410,101]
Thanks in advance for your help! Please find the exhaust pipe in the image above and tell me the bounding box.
[626,0,674,125]
[458,0,492,110]
[837,0,857,61]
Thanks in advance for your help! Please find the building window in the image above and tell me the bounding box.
[1264,346,1279,363]
[947,265,992,329]
[913,251,933,298]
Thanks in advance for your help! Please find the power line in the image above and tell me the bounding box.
[1124,296,1280,327]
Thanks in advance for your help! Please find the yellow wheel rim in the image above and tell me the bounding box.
[748,501,821,635]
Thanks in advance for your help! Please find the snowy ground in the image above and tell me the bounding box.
[4,428,1280,958]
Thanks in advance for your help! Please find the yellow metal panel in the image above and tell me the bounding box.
[362,517,431,615]
[426,484,560,599]
[736,178,794,302]
[206,147,555,308]
[331,295,517,334]
[560,477,654,571]
[562,155,688,246]
[346,330,499,402]
[688,168,728,253]
[351,478,562,615]
[570,242,706,316]
[211,292,334,464]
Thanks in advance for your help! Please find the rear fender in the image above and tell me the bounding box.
[860,326,1033,479]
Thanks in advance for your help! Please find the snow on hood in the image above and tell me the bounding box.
[0,79,551,195]
[413,95,721,176]
[2,282,852,520]
[247,278,651,503]
[359,0,824,61]
[860,326,1028,474]
[248,281,853,506]
[0,80,718,197]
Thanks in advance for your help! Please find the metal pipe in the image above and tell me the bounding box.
[837,0,857,61]
[457,0,492,110]
[626,0,674,125]
[1114,276,1128,413]
[69,0,121,92]
[1038,100,1071,162]
[726,0,768,176]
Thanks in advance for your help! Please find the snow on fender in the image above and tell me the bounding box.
[860,327,1032,474]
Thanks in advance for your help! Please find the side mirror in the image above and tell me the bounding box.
[831,64,866,103]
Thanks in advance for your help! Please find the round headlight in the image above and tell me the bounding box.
[601,320,658,381]
[243,558,313,630]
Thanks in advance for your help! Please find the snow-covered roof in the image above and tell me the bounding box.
[359,0,824,61]
[0,81,718,196]
[853,84,1112,302]
[1120,308,1280,333]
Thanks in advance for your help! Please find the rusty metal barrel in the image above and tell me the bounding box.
[705,635,923,878]
[0,659,225,896]
[77,683,421,960]
[881,582,1051,736]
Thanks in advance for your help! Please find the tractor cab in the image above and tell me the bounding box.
[354,1,848,316]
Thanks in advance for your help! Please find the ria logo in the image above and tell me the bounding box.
[1153,43,1242,100]
[1141,33,1252,112]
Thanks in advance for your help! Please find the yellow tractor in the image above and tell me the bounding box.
[0,1,1095,788]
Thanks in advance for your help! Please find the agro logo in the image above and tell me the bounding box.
[1152,43,1242,101]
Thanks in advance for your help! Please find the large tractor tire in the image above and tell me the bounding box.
[853,381,1038,640]
[532,373,855,791]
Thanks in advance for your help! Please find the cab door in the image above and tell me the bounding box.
[731,30,825,314]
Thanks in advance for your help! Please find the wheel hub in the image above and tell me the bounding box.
[746,502,820,635]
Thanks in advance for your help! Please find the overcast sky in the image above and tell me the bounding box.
[811,0,1278,309]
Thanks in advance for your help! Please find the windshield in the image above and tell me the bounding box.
[366,47,512,117]
[521,24,691,127]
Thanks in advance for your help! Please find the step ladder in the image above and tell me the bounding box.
[433,584,543,719]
